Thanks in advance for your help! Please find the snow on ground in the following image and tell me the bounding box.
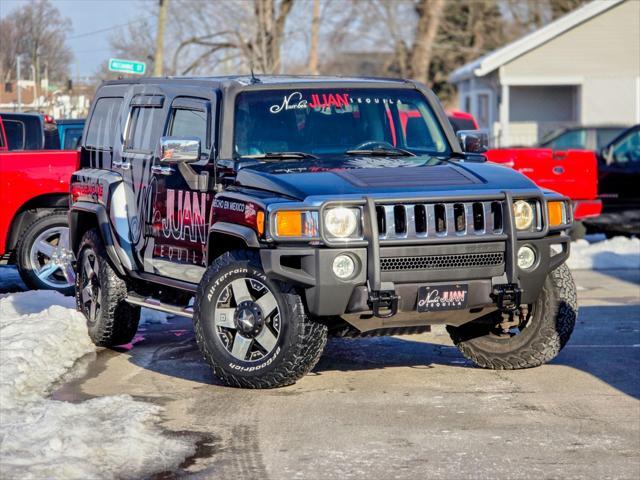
[0,290,193,480]
[567,236,640,270]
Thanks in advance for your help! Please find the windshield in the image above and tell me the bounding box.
[234,88,450,158]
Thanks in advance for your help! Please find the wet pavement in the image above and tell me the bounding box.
[14,268,640,479]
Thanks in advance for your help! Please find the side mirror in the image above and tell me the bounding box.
[160,136,201,163]
[457,130,489,153]
[600,145,614,165]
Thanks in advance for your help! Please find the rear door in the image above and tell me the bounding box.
[146,95,216,283]
[118,91,168,270]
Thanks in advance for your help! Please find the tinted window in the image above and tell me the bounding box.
[612,129,640,164]
[63,128,84,150]
[3,120,25,150]
[234,89,449,157]
[596,128,626,150]
[126,106,164,152]
[547,129,587,150]
[168,108,208,151]
[448,117,477,133]
[44,127,61,149]
[85,97,123,149]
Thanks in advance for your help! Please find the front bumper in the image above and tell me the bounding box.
[260,192,571,326]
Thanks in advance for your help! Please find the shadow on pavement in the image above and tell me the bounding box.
[115,303,640,400]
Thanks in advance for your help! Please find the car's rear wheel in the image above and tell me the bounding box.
[447,264,577,369]
[16,210,75,295]
[75,229,140,346]
[194,250,327,388]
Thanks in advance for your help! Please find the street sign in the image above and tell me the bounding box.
[108,58,146,75]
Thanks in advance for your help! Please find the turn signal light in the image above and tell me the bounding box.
[547,201,565,227]
[256,211,265,236]
[276,211,302,237]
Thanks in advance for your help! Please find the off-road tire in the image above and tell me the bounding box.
[16,210,75,295]
[75,228,140,346]
[193,250,327,388]
[447,263,577,369]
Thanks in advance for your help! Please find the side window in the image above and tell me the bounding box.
[125,106,165,152]
[3,120,26,150]
[64,128,84,150]
[168,108,209,153]
[85,97,123,150]
[612,130,640,164]
[596,128,625,150]
[550,130,586,150]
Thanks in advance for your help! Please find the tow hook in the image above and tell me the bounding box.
[491,283,523,312]
[369,290,400,318]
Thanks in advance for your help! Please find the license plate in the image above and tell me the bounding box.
[417,284,468,312]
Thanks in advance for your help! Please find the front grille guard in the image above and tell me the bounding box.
[320,190,550,291]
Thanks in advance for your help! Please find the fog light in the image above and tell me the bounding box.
[517,245,536,269]
[332,254,355,279]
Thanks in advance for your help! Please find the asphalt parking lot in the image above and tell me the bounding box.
[43,268,640,480]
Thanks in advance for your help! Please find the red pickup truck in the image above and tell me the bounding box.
[0,113,79,294]
[446,112,602,236]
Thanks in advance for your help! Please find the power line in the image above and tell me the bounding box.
[68,19,145,40]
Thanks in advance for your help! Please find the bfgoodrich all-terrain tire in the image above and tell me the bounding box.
[16,210,75,295]
[75,229,140,346]
[447,263,577,369]
[193,250,327,388]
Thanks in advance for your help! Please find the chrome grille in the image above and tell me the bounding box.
[380,252,504,271]
[376,201,503,240]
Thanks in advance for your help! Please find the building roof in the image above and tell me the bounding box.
[449,0,625,83]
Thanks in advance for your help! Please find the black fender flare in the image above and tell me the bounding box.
[207,222,260,263]
[69,202,127,276]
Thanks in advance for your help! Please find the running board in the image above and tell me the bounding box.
[125,293,194,319]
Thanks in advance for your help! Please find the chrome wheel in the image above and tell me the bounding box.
[215,278,281,362]
[79,248,101,323]
[29,226,75,289]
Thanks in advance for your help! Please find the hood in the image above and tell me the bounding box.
[234,156,538,200]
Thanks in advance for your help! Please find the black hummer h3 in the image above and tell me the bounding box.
[69,76,577,388]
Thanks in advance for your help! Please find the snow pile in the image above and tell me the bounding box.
[0,291,193,479]
[568,236,640,270]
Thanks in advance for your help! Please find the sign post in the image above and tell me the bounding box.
[108,58,146,75]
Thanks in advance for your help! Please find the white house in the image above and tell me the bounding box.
[449,0,640,146]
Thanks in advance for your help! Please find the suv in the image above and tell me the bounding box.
[69,76,577,388]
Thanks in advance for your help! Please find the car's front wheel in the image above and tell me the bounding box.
[447,263,577,369]
[193,250,327,388]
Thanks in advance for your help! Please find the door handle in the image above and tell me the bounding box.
[552,166,565,175]
[151,165,174,175]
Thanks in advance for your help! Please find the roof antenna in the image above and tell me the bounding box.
[250,63,260,84]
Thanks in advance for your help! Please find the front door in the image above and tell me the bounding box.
[145,96,216,283]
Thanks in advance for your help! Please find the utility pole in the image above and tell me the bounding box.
[153,0,169,76]
[16,56,22,112]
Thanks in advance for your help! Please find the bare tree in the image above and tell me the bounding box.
[406,0,445,84]
[0,0,72,86]
[167,0,296,75]
[307,0,321,75]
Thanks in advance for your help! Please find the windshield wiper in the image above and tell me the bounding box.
[242,151,319,160]
[345,147,415,157]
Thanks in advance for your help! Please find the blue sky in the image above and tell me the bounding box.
[1,0,146,77]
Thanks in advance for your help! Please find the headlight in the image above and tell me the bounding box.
[513,200,534,230]
[274,210,318,238]
[324,207,360,238]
